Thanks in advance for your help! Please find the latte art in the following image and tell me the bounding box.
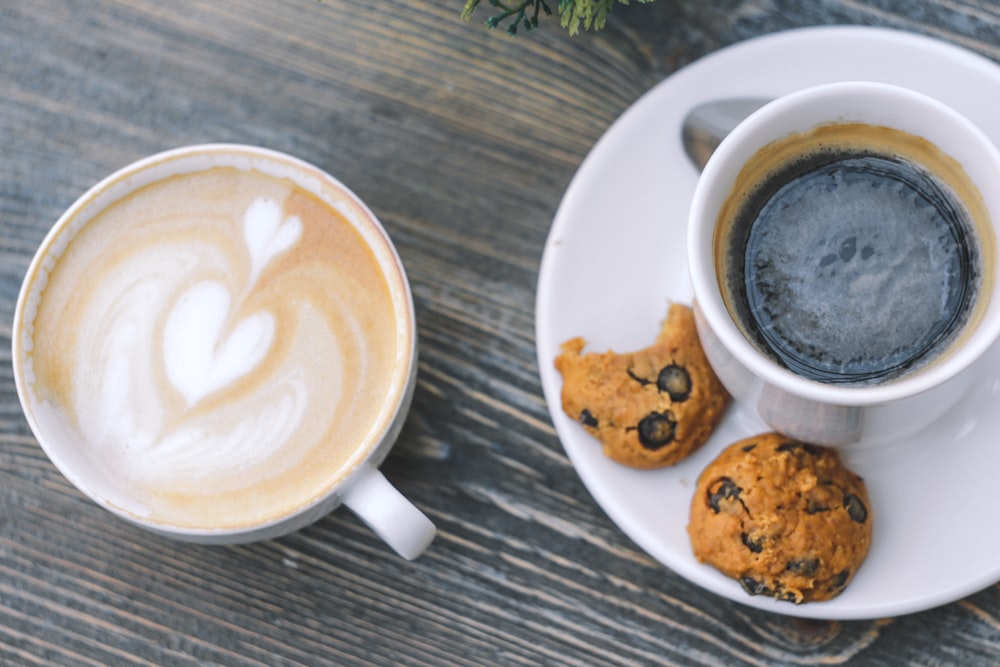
[27,168,402,529]
[163,198,298,406]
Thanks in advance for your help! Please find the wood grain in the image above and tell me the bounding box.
[3,0,1000,664]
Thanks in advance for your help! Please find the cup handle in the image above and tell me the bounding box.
[340,465,436,560]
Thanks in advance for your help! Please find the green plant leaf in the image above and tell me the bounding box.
[462,0,640,35]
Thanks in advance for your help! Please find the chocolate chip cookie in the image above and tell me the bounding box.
[554,303,729,468]
[688,433,872,604]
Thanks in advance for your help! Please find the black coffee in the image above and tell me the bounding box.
[719,128,984,385]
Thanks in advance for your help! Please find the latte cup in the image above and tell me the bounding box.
[13,145,435,558]
[688,82,1000,446]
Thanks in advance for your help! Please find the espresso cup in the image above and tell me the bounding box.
[13,144,435,558]
[688,82,1000,446]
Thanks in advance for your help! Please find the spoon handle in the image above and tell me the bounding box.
[682,97,771,171]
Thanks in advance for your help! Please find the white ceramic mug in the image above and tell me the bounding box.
[688,82,1000,446]
[13,144,435,559]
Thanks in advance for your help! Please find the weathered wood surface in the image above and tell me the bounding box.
[3,1,1000,664]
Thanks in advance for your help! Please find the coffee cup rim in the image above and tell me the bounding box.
[688,81,1000,406]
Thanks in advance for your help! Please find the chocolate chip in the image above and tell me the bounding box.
[739,576,773,597]
[776,441,823,456]
[707,477,742,513]
[778,588,802,604]
[828,569,850,591]
[740,576,801,603]
[787,558,820,576]
[636,411,676,450]
[741,443,757,452]
[806,501,830,515]
[578,409,598,428]
[844,494,868,523]
[626,368,651,386]
[657,364,691,402]
[741,532,763,553]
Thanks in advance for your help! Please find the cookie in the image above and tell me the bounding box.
[688,433,872,604]
[554,303,729,469]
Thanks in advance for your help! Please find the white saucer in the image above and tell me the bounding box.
[536,26,1000,619]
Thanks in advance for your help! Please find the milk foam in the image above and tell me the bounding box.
[27,169,400,529]
[164,280,277,405]
[243,196,303,283]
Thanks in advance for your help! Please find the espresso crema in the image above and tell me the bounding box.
[22,167,405,529]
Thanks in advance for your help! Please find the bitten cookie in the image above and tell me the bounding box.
[554,303,729,468]
[688,433,872,604]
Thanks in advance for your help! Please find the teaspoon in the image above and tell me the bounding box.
[681,97,771,171]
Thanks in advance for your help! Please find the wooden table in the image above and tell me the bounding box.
[4,1,1000,664]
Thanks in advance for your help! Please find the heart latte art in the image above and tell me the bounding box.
[23,167,404,530]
